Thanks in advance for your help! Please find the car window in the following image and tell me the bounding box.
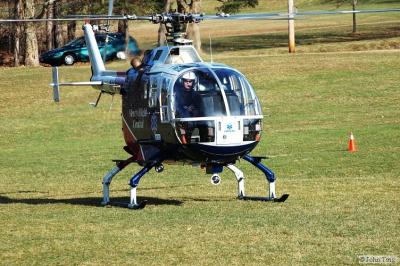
[96,35,106,45]
[107,36,116,43]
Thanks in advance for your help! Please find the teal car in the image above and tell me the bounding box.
[40,33,140,66]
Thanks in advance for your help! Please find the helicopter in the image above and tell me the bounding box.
[60,13,289,209]
[2,3,400,209]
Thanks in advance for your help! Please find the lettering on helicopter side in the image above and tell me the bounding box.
[133,120,144,128]
[129,108,148,118]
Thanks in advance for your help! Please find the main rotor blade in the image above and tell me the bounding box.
[297,7,400,16]
[1,7,399,24]
[203,7,400,21]
[0,17,123,23]
[202,13,291,20]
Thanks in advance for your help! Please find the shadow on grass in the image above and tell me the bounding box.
[204,25,400,53]
[0,195,183,208]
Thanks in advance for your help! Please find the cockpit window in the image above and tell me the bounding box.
[165,47,202,64]
[173,68,225,118]
[214,68,261,116]
[172,68,261,119]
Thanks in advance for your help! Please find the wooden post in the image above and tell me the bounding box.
[288,0,295,53]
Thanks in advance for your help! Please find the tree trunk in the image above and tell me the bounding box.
[352,0,358,33]
[54,1,67,47]
[24,0,39,66]
[186,0,202,51]
[46,3,54,50]
[8,0,13,54]
[158,0,173,46]
[68,22,77,42]
[13,0,24,66]
[118,19,130,55]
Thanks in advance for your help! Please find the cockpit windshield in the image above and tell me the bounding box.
[214,68,261,116]
[173,67,261,118]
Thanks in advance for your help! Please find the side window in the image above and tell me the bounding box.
[148,76,158,108]
[160,78,170,122]
[96,35,106,46]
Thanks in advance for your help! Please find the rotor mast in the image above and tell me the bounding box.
[143,13,203,46]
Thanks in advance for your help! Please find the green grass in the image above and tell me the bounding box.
[1,3,400,264]
[1,51,399,265]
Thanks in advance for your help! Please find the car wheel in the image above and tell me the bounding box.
[63,54,75,65]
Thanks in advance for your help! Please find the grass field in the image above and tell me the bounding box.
[1,2,400,265]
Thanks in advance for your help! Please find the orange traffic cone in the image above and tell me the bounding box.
[348,132,357,152]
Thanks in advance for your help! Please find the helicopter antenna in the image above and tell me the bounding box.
[209,33,213,63]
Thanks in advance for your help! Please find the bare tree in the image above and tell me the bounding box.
[324,0,358,33]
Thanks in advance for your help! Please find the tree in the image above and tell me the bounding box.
[216,0,258,13]
[10,0,59,66]
[322,0,358,33]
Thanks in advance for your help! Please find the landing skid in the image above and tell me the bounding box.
[226,154,289,203]
[239,194,289,202]
[101,154,288,209]
[101,157,160,209]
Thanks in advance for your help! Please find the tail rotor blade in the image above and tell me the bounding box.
[103,0,114,63]
[108,0,114,16]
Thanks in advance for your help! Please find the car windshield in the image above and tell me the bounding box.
[66,37,85,47]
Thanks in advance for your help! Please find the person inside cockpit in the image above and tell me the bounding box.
[175,71,200,118]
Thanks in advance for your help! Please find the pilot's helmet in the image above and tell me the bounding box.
[181,71,197,89]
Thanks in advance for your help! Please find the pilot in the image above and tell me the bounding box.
[176,71,200,118]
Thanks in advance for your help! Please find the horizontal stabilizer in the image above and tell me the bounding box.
[51,66,105,102]
[50,81,103,87]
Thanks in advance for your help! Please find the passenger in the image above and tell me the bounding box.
[176,71,200,118]
[124,56,144,94]
[130,56,143,71]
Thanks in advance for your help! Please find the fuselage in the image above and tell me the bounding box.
[82,24,263,166]
[120,45,263,166]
